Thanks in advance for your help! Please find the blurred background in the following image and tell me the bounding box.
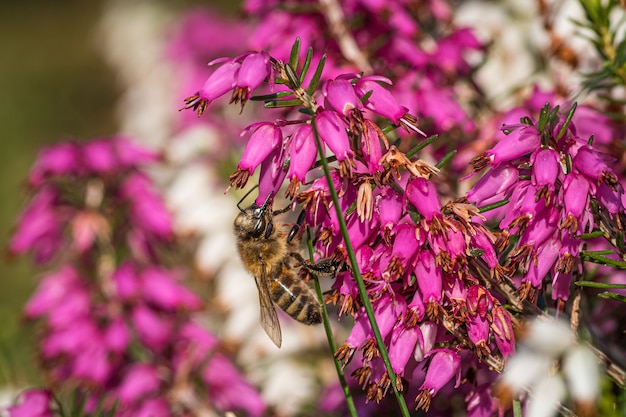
[0,0,238,386]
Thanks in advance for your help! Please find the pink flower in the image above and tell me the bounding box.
[235,52,272,98]
[287,124,317,189]
[355,75,408,124]
[117,364,161,404]
[83,139,117,173]
[121,172,173,238]
[131,305,174,351]
[467,163,519,205]
[202,354,266,417]
[184,60,241,115]
[323,78,363,117]
[531,148,560,191]
[486,124,541,164]
[315,109,353,162]
[415,349,461,411]
[406,177,441,221]
[388,324,422,376]
[141,267,202,311]
[28,142,80,186]
[7,389,53,417]
[9,187,65,264]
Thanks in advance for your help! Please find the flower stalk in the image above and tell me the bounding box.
[311,117,412,417]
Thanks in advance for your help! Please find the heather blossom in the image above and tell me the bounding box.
[180,42,522,413]
[468,103,626,304]
[10,0,626,416]
[9,138,265,417]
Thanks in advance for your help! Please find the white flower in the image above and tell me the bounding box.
[498,318,600,417]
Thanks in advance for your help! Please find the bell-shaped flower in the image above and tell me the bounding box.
[73,343,111,385]
[7,389,53,417]
[523,240,560,288]
[235,52,271,99]
[238,122,282,174]
[121,172,173,239]
[355,75,407,124]
[573,145,616,185]
[112,262,140,300]
[467,163,519,205]
[415,349,461,411]
[131,304,174,351]
[202,354,266,417]
[9,187,65,264]
[519,206,559,248]
[389,324,422,378]
[183,60,241,116]
[406,177,441,221]
[104,317,130,354]
[315,109,354,166]
[563,345,600,414]
[23,266,80,319]
[28,142,80,186]
[387,224,420,281]
[491,306,515,358]
[287,124,316,197]
[257,147,288,206]
[113,136,159,167]
[141,267,202,311]
[563,173,590,218]
[117,363,161,404]
[323,77,363,117]
[376,187,403,239]
[531,148,560,191]
[486,124,541,164]
[361,120,385,174]
[83,139,117,173]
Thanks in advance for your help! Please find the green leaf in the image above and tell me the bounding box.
[284,64,301,88]
[579,230,606,240]
[556,102,578,141]
[435,150,456,169]
[289,37,301,70]
[299,47,314,84]
[537,102,551,131]
[360,89,373,104]
[406,134,439,158]
[478,199,510,213]
[264,98,304,108]
[250,91,293,101]
[598,291,626,303]
[306,55,327,95]
[580,252,626,269]
[576,281,626,289]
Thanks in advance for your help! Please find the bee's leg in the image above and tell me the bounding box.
[272,203,293,216]
[290,252,340,278]
[302,257,340,277]
[287,210,307,243]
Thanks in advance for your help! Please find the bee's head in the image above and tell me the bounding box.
[235,190,275,239]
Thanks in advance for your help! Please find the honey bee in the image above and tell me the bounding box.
[233,190,323,348]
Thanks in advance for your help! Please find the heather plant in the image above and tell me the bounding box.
[5,0,626,417]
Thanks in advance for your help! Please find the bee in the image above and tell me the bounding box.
[233,190,323,348]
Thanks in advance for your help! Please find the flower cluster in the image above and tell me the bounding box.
[468,103,625,306]
[8,138,264,417]
[182,43,518,413]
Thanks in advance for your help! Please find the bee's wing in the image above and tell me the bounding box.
[253,271,282,348]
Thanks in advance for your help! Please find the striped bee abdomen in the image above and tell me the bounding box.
[269,263,322,325]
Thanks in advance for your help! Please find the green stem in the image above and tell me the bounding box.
[306,229,358,417]
[311,118,411,417]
